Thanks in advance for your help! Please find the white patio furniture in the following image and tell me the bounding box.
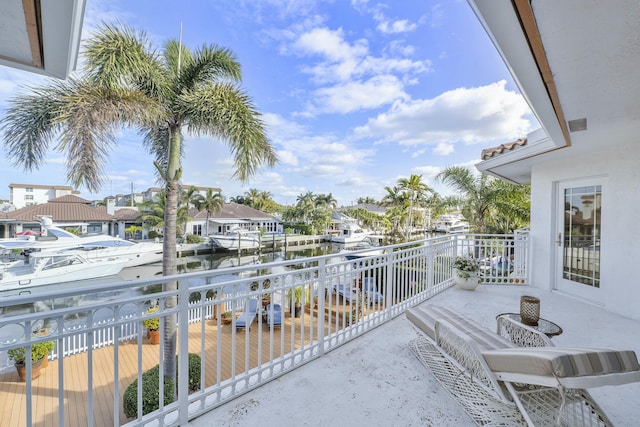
[406,305,640,426]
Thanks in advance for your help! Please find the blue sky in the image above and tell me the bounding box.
[0,0,535,206]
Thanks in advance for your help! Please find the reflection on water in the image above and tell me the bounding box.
[0,244,341,339]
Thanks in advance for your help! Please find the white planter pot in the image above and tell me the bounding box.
[453,270,480,291]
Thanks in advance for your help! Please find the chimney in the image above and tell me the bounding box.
[106,197,115,215]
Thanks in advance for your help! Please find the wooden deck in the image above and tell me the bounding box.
[0,299,369,426]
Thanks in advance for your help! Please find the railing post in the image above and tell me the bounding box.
[178,279,191,426]
[384,249,394,317]
[317,258,326,355]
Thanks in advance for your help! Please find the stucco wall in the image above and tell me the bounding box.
[530,142,640,320]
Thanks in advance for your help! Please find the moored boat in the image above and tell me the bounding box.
[208,228,262,251]
[0,217,163,267]
[0,252,129,292]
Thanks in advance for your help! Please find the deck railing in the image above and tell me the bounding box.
[0,231,529,426]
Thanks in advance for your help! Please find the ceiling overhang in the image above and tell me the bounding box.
[468,0,640,185]
[0,0,86,79]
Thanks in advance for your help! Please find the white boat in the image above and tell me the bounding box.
[328,212,372,244]
[339,238,386,260]
[0,217,163,267]
[208,228,262,251]
[0,251,129,292]
[433,214,470,233]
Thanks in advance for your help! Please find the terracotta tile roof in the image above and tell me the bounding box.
[112,208,139,221]
[481,138,527,160]
[49,194,92,204]
[212,203,275,220]
[4,196,113,223]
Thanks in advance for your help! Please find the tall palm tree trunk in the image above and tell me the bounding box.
[162,129,181,395]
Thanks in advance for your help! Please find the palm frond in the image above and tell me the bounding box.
[179,83,277,181]
[178,44,242,91]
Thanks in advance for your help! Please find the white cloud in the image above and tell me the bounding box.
[376,17,417,34]
[307,75,408,114]
[287,26,430,115]
[277,150,298,165]
[354,80,532,146]
[412,165,441,181]
[433,142,454,155]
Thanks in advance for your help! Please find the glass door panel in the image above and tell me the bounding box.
[561,185,601,288]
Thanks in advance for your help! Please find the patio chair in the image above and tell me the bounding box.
[362,277,384,304]
[333,284,356,301]
[265,304,283,327]
[236,299,259,330]
[406,304,640,426]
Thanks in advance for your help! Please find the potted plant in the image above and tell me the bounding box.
[287,286,303,318]
[221,310,233,325]
[452,256,481,291]
[8,340,54,381]
[142,307,160,344]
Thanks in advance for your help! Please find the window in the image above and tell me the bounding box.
[24,195,34,200]
[562,185,601,288]
[26,187,33,192]
[192,224,202,236]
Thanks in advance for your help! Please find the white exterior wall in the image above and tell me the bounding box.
[530,142,640,320]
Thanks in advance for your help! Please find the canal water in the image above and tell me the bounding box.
[0,243,344,339]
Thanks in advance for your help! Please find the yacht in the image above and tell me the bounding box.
[0,251,128,292]
[0,217,163,267]
[328,212,372,244]
[208,228,262,251]
[339,238,385,260]
[433,214,470,234]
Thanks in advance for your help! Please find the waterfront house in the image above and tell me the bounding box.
[470,0,640,321]
[186,202,282,237]
[0,195,114,237]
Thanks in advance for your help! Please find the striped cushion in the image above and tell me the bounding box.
[406,305,516,351]
[482,347,640,378]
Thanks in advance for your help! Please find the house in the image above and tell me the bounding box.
[0,194,114,237]
[186,202,282,236]
[470,1,640,320]
[8,183,79,209]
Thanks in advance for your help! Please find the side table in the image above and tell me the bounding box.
[496,313,563,347]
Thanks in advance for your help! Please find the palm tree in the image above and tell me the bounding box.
[436,166,498,233]
[1,23,277,389]
[199,188,225,235]
[296,191,316,225]
[244,188,262,208]
[398,174,432,239]
[138,189,189,234]
[180,185,202,236]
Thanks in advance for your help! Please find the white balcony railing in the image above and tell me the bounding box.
[0,232,529,427]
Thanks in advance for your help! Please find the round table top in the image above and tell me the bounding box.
[497,312,563,337]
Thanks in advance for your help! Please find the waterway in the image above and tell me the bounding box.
[0,243,345,338]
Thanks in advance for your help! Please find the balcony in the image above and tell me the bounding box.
[1,232,638,426]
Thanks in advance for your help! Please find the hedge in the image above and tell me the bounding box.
[123,353,201,419]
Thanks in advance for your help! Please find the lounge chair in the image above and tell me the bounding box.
[265,304,283,327]
[236,299,259,330]
[333,284,356,301]
[406,304,640,426]
[362,277,384,304]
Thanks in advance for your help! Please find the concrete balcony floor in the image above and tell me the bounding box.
[189,285,640,426]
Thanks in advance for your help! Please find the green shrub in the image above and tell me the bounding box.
[8,340,54,364]
[122,365,174,418]
[184,234,203,244]
[142,307,159,331]
[122,353,201,418]
[148,230,161,239]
